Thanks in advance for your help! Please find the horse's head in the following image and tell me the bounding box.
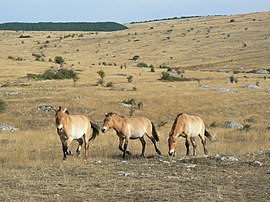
[101,112,116,133]
[55,106,69,132]
[168,133,178,156]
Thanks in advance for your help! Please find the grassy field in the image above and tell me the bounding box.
[0,11,270,201]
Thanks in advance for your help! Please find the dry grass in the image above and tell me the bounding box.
[0,11,270,201]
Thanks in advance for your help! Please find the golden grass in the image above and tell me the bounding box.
[0,11,270,165]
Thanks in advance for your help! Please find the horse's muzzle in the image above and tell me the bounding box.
[168,151,176,157]
[101,127,107,133]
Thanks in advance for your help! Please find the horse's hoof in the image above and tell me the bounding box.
[126,151,132,155]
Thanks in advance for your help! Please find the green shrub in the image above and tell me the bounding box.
[160,71,198,82]
[137,62,148,67]
[55,56,64,65]
[132,55,140,60]
[242,124,251,131]
[0,99,7,113]
[127,75,133,83]
[106,82,114,87]
[27,68,77,80]
[97,70,105,79]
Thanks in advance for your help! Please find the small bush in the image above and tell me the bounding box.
[27,68,77,80]
[242,124,251,131]
[132,55,140,60]
[160,71,197,82]
[97,70,105,79]
[229,75,237,84]
[0,99,7,113]
[19,35,31,38]
[97,79,105,86]
[127,75,133,83]
[55,56,64,65]
[137,62,148,67]
[106,82,114,87]
[159,64,170,69]
[158,120,168,128]
[122,98,136,106]
[138,102,144,109]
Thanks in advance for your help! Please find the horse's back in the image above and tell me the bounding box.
[126,117,152,138]
[177,113,205,137]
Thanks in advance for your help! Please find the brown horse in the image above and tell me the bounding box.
[168,113,213,157]
[101,112,161,159]
[55,106,99,160]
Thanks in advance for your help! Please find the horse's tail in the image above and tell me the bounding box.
[205,130,213,142]
[89,121,99,142]
[151,122,159,142]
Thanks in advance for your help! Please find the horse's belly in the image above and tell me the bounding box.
[73,127,87,139]
[130,128,145,139]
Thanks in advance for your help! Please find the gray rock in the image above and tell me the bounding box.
[244,84,261,89]
[249,160,263,166]
[0,124,19,132]
[224,121,244,129]
[38,105,54,112]
[0,91,21,95]
[199,84,236,93]
[254,69,269,74]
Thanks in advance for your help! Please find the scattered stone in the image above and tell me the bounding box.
[0,124,19,132]
[224,121,244,129]
[38,105,54,112]
[0,91,21,95]
[247,69,270,74]
[215,154,239,162]
[249,160,263,166]
[199,84,236,93]
[266,89,270,93]
[244,84,261,89]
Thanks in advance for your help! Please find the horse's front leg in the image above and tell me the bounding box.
[118,135,131,156]
[62,142,68,160]
[122,138,130,159]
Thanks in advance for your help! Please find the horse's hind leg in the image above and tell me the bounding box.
[76,138,83,157]
[199,135,208,155]
[190,137,197,156]
[147,135,161,156]
[139,137,146,157]
[83,134,89,159]
[185,138,190,155]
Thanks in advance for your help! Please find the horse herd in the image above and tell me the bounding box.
[55,106,213,160]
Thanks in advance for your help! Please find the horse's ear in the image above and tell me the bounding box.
[65,110,70,115]
[63,108,69,114]
[58,106,62,111]
[105,113,108,117]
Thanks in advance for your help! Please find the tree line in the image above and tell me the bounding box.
[0,22,128,32]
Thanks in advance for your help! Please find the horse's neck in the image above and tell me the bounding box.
[112,116,125,132]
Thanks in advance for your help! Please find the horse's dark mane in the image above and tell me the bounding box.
[170,113,183,136]
[106,112,125,118]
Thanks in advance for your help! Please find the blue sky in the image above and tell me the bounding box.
[1,0,270,23]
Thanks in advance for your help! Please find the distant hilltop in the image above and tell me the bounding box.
[0,22,128,32]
